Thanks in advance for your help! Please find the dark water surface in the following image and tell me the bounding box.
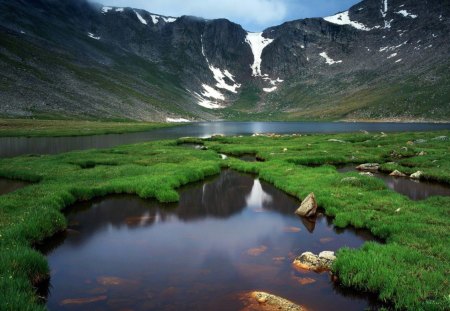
[338,165,450,200]
[2,121,449,157]
[40,170,380,311]
[0,178,29,195]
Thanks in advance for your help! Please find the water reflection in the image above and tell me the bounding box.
[0,178,29,195]
[40,170,380,311]
[338,165,450,200]
[2,121,449,157]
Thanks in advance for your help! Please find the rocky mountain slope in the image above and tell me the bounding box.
[0,0,449,121]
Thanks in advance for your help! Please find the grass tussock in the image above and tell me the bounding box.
[0,131,449,310]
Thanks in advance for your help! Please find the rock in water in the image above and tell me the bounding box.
[293,251,336,272]
[239,291,304,311]
[389,170,406,177]
[295,193,317,217]
[356,163,380,172]
[410,171,423,179]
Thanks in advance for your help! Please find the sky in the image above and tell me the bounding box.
[100,0,362,31]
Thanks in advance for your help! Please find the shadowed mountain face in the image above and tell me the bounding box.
[0,0,449,121]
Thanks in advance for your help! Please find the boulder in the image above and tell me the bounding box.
[356,163,380,172]
[414,139,427,144]
[417,151,426,156]
[293,251,336,272]
[239,291,304,311]
[328,139,346,143]
[389,170,406,177]
[410,171,423,179]
[295,193,317,217]
[359,172,374,177]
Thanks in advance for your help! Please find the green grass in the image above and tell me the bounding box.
[0,119,182,137]
[0,131,449,310]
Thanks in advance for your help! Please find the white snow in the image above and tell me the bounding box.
[200,36,241,93]
[245,32,274,76]
[134,11,147,25]
[166,118,190,123]
[87,32,100,40]
[379,41,407,52]
[201,84,225,100]
[395,59,402,63]
[101,6,112,13]
[387,53,397,59]
[115,8,124,12]
[208,65,241,93]
[162,17,177,23]
[324,11,371,31]
[395,10,417,18]
[263,86,277,93]
[20,30,26,34]
[383,0,388,14]
[150,14,177,24]
[319,52,342,65]
[224,70,235,82]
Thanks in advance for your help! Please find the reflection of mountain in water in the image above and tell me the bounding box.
[176,170,253,220]
[245,179,273,208]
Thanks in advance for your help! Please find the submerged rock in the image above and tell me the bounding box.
[356,163,380,172]
[295,193,317,217]
[292,251,336,272]
[61,295,107,305]
[389,170,407,177]
[410,171,423,179]
[239,291,304,311]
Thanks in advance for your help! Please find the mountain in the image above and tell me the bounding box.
[0,0,449,122]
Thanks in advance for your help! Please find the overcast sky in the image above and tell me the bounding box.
[100,0,362,31]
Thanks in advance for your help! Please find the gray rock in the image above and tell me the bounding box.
[295,193,317,217]
[410,171,423,179]
[293,251,336,272]
[356,163,380,172]
[389,170,406,177]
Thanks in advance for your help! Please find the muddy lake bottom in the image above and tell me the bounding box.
[36,170,384,311]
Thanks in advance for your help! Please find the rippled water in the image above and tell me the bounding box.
[40,170,380,311]
[2,121,449,157]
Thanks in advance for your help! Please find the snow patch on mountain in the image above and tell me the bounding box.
[166,118,190,123]
[320,52,342,65]
[387,53,397,59]
[115,8,124,12]
[245,32,274,76]
[396,10,418,19]
[201,35,241,93]
[101,6,112,14]
[263,86,277,93]
[201,84,225,101]
[324,11,371,31]
[208,65,241,93]
[134,11,147,25]
[150,14,177,24]
[87,32,100,40]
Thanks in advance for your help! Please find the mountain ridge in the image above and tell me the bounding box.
[0,0,449,122]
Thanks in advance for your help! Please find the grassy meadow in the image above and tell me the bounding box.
[0,130,449,310]
[0,119,178,137]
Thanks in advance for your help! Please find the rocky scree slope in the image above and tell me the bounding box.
[0,0,449,121]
